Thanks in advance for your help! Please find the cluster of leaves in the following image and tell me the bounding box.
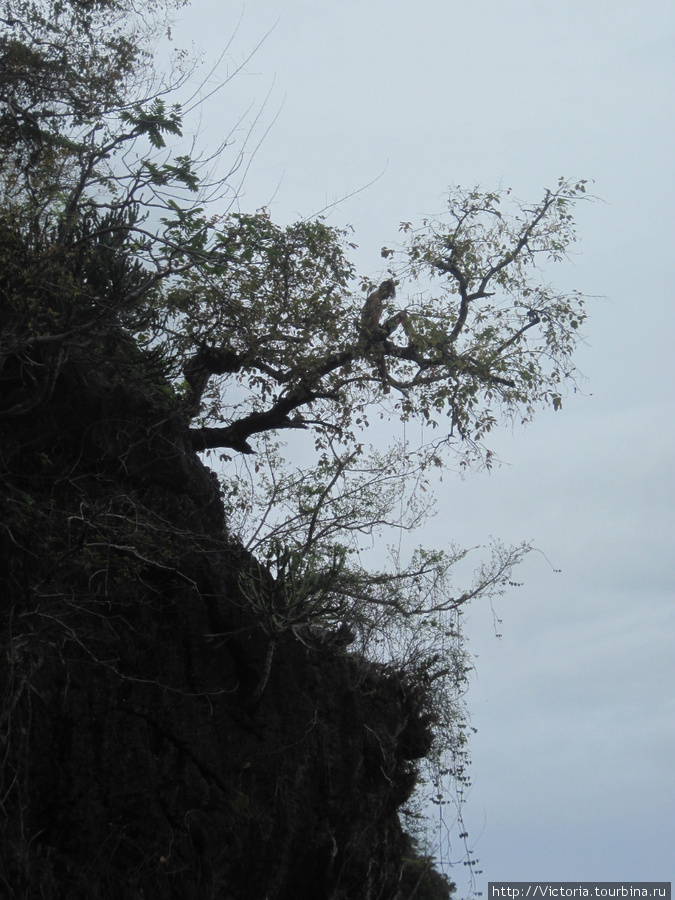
[0,0,590,461]
[156,179,588,463]
[389,181,588,439]
[238,537,349,635]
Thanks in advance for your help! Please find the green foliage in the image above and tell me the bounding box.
[400,832,456,899]
[1,0,590,462]
[238,538,348,634]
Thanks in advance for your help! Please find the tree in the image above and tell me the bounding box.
[176,181,587,459]
[0,0,591,892]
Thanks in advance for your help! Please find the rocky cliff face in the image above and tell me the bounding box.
[0,338,453,899]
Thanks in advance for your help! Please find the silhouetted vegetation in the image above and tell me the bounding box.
[0,2,589,896]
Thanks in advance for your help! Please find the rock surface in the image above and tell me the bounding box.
[0,340,453,899]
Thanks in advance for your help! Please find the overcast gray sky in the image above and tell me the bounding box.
[173,1,674,892]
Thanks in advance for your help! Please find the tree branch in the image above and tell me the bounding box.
[189,386,315,453]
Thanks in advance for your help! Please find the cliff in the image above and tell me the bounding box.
[0,333,453,899]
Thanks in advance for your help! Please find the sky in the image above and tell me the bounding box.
[170,1,674,893]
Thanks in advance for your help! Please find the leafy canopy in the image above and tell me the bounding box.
[0,0,588,466]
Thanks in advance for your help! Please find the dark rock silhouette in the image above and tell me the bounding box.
[0,336,452,899]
